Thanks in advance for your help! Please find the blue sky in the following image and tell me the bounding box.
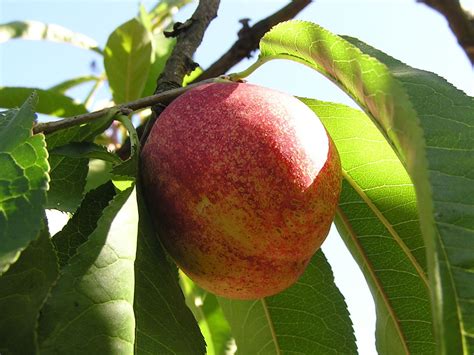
[1,1,473,354]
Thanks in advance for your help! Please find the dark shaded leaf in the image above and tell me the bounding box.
[0,87,87,117]
[134,186,206,354]
[49,75,100,94]
[52,182,116,267]
[0,225,58,354]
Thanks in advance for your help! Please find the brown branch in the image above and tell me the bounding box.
[197,0,312,81]
[154,0,221,92]
[421,0,474,65]
[33,77,230,135]
[140,0,221,145]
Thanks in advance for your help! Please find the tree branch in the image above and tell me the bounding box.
[197,0,312,81]
[421,0,474,65]
[154,0,221,93]
[33,77,229,135]
[139,0,221,145]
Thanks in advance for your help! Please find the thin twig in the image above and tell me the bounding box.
[197,0,312,81]
[421,0,474,65]
[33,77,230,135]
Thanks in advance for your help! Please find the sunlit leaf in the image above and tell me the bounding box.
[104,18,152,103]
[0,95,49,274]
[0,20,102,54]
[38,185,138,353]
[181,273,232,355]
[257,20,474,353]
[302,98,434,354]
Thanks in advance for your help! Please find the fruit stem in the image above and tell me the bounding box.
[228,56,272,81]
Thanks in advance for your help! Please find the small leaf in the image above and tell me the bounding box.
[0,95,49,274]
[44,108,116,213]
[38,185,138,354]
[0,87,87,117]
[134,186,206,354]
[104,18,153,103]
[112,114,140,179]
[0,225,58,354]
[50,142,122,165]
[0,20,102,53]
[141,33,175,97]
[219,250,356,354]
[48,75,100,94]
[181,273,233,355]
[52,182,116,267]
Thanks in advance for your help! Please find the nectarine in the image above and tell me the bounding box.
[141,82,341,299]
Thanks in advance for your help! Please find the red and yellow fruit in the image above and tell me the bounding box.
[141,82,341,299]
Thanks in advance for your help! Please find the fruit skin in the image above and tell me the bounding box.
[141,82,341,299]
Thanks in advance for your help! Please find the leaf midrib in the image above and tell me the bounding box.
[336,206,410,354]
[342,170,429,289]
[261,298,281,355]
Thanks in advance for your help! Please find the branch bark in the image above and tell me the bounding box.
[140,0,221,145]
[421,0,474,65]
[197,0,312,81]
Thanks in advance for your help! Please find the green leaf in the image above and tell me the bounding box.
[50,142,122,165]
[218,250,356,354]
[345,37,474,354]
[46,155,88,212]
[0,20,102,54]
[0,87,87,117]
[104,18,153,104]
[52,182,116,267]
[256,20,474,354]
[302,98,434,354]
[44,108,116,213]
[112,115,140,179]
[134,186,206,354]
[48,75,100,94]
[181,273,233,355]
[38,185,138,354]
[0,225,58,355]
[141,33,175,98]
[0,95,49,274]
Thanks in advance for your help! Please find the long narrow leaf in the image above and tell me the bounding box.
[257,20,474,353]
[0,20,102,54]
[302,99,434,354]
[104,18,152,104]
